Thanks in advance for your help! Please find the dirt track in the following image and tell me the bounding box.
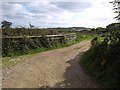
[2,40,100,88]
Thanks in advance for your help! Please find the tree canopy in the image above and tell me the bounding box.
[110,0,120,21]
[1,20,12,29]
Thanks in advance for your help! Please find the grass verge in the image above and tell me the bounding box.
[80,45,120,88]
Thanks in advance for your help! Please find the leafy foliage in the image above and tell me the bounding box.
[106,23,120,32]
[2,36,67,57]
[1,20,12,29]
[110,0,120,21]
[80,23,120,87]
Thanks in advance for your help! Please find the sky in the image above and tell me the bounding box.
[0,0,117,28]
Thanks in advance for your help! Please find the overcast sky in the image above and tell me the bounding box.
[1,0,117,28]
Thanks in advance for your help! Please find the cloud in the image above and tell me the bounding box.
[2,2,34,19]
[1,0,116,28]
[51,2,92,12]
[27,1,64,14]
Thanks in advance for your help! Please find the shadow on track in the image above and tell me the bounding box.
[53,52,100,88]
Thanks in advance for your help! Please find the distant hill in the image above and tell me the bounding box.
[72,27,91,31]
[46,27,91,31]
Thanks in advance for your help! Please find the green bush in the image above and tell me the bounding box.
[80,31,120,88]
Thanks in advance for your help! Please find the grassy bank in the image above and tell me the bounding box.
[80,47,104,87]
[2,35,94,69]
[80,33,120,88]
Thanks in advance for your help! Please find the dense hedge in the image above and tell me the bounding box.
[2,27,74,57]
[80,23,120,88]
[2,36,66,57]
[2,28,74,36]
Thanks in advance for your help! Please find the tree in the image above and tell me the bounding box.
[106,23,120,32]
[1,20,12,29]
[29,22,34,29]
[96,27,104,31]
[110,0,120,22]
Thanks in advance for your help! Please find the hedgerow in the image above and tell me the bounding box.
[80,23,120,88]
